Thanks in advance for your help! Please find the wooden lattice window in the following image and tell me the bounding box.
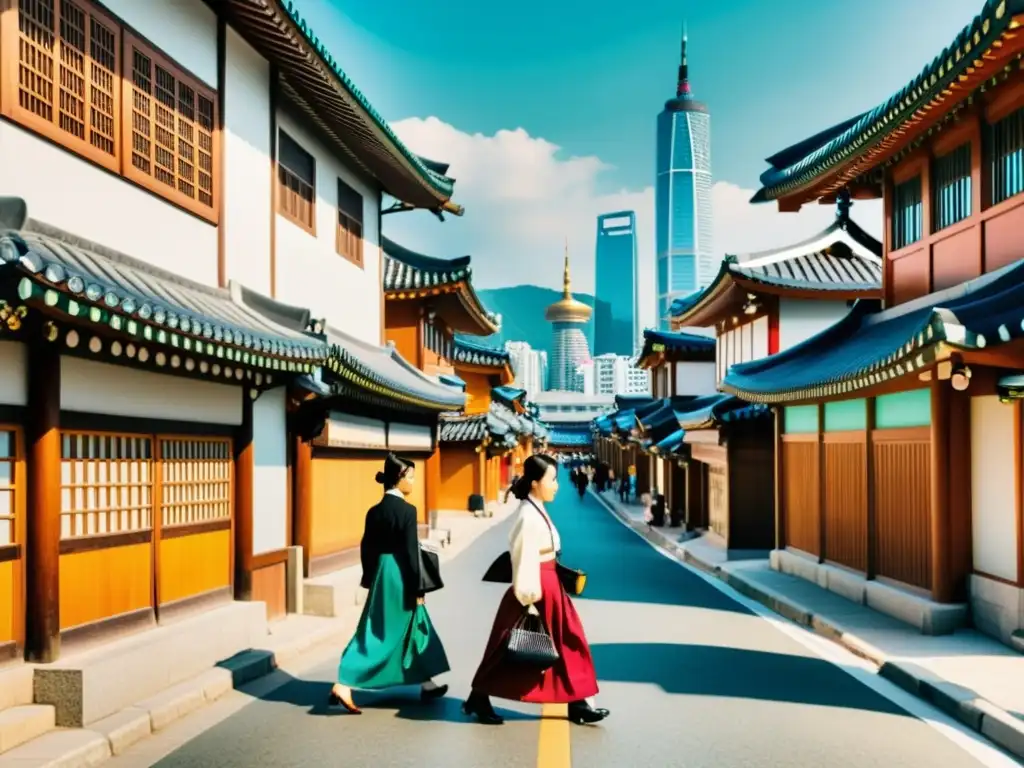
[158,437,231,529]
[60,432,153,539]
[0,429,17,547]
[0,0,121,172]
[278,129,315,233]
[336,178,363,266]
[122,31,216,222]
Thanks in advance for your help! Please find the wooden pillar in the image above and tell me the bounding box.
[293,435,313,577]
[233,390,255,601]
[817,402,826,564]
[25,337,61,663]
[930,380,952,602]
[477,447,486,499]
[425,448,441,521]
[773,407,785,551]
[865,399,877,579]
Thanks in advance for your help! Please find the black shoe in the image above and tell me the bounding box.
[420,683,448,702]
[567,700,609,725]
[462,692,504,725]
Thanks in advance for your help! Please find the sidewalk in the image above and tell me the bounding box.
[0,506,508,768]
[590,488,1024,762]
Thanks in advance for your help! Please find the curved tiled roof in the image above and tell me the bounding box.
[453,336,511,369]
[382,238,472,290]
[220,0,462,214]
[381,238,499,333]
[670,212,882,324]
[325,326,466,411]
[753,0,1024,203]
[721,256,1024,403]
[0,211,324,368]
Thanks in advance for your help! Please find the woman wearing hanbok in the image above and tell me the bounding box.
[328,454,449,713]
[464,454,608,726]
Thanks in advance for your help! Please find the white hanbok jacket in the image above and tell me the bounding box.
[509,495,560,608]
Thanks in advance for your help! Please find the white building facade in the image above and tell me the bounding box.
[580,354,651,396]
[505,340,548,399]
[0,0,463,671]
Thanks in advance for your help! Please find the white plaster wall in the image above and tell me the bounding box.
[778,299,849,352]
[751,316,769,359]
[222,28,273,296]
[0,342,26,407]
[970,396,1019,582]
[655,458,665,494]
[675,361,716,396]
[0,123,218,287]
[101,0,217,88]
[60,356,242,425]
[252,387,287,555]
[274,110,382,345]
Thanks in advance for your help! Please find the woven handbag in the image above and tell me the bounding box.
[506,611,559,670]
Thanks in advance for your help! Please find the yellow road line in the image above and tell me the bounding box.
[537,703,571,768]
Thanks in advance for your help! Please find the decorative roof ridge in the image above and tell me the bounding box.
[18,213,229,302]
[229,281,325,336]
[752,0,1024,202]
[277,0,456,198]
[323,323,465,407]
[454,335,511,359]
[382,237,472,275]
[731,215,882,268]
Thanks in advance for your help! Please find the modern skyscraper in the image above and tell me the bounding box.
[655,28,713,329]
[579,353,651,396]
[545,244,592,392]
[505,340,548,398]
[593,211,637,356]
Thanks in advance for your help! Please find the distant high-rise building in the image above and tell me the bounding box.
[545,245,592,392]
[579,353,651,396]
[505,340,548,398]
[655,28,713,329]
[593,211,637,356]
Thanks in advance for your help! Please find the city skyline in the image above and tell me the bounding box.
[305,0,974,293]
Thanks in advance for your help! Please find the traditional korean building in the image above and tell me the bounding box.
[379,237,502,517]
[0,0,464,676]
[435,338,537,510]
[647,202,883,552]
[723,0,1024,643]
[631,329,716,521]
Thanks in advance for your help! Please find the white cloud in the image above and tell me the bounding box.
[384,117,883,324]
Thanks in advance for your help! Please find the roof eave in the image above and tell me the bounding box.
[221,0,461,214]
[731,273,882,301]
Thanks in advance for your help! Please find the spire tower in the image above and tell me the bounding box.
[676,22,691,97]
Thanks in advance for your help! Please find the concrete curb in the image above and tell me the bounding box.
[588,488,1024,762]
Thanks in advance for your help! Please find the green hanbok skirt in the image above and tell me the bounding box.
[338,554,450,689]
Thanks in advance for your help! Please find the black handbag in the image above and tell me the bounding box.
[506,610,558,669]
[481,503,587,597]
[419,545,443,594]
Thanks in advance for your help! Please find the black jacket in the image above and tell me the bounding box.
[359,492,422,607]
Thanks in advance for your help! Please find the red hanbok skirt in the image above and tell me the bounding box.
[471,560,599,703]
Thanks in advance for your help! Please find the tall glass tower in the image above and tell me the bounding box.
[545,244,592,392]
[593,211,637,356]
[655,29,713,329]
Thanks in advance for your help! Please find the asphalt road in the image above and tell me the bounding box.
[149,467,1016,767]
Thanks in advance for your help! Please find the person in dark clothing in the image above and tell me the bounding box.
[618,475,629,503]
[329,453,449,713]
[575,467,589,498]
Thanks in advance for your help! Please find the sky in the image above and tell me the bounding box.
[302,0,976,296]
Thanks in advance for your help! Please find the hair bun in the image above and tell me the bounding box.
[375,471,386,484]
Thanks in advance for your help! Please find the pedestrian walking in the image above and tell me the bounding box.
[464,454,608,726]
[328,453,449,713]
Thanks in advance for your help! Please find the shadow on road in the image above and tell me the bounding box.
[254,670,534,723]
[590,642,912,716]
